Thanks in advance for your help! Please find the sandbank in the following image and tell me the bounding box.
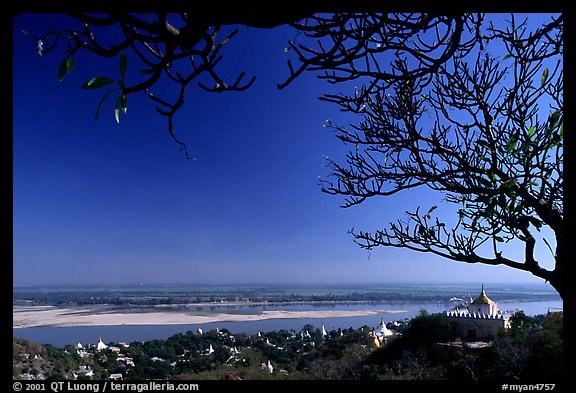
[13,306,407,329]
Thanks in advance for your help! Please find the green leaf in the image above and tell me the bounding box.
[82,76,116,89]
[541,67,549,86]
[94,89,119,122]
[114,94,122,123]
[494,236,504,243]
[502,54,513,60]
[58,60,67,82]
[477,177,492,188]
[484,203,495,218]
[66,57,75,73]
[527,126,535,137]
[506,135,518,153]
[120,92,127,114]
[504,178,517,188]
[58,57,75,82]
[548,110,561,129]
[528,216,543,231]
[119,52,127,80]
[477,140,491,150]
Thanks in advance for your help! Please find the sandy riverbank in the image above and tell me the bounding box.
[13,306,407,329]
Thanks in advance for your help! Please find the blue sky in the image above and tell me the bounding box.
[12,13,559,287]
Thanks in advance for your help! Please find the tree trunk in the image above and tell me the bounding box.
[549,235,564,301]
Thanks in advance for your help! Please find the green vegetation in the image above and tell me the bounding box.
[13,311,562,381]
[363,311,563,380]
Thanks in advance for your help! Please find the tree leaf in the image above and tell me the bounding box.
[58,59,67,82]
[114,94,122,123]
[119,52,127,80]
[502,54,513,60]
[527,126,535,137]
[541,67,549,86]
[58,57,75,82]
[494,236,504,243]
[477,177,492,188]
[477,140,491,150]
[484,201,495,217]
[506,135,518,153]
[426,205,438,215]
[82,77,116,89]
[548,110,561,129]
[94,89,119,122]
[66,57,75,73]
[528,216,543,231]
[120,92,127,114]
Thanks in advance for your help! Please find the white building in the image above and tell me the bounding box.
[96,338,108,351]
[370,318,395,347]
[375,318,393,339]
[445,286,511,339]
[73,366,94,379]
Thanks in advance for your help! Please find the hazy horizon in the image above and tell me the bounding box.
[13,279,558,290]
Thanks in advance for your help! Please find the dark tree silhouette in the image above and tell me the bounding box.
[26,11,312,159]
[24,12,563,298]
[292,14,563,298]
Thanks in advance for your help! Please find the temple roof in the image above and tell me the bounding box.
[470,285,495,305]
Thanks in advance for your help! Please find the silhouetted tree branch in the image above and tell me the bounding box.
[28,12,311,159]
[309,14,563,298]
[24,12,564,297]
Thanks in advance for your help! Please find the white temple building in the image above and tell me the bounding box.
[96,338,108,351]
[445,285,511,339]
[375,318,394,339]
[370,318,396,347]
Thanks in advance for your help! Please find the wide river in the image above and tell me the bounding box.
[13,299,563,347]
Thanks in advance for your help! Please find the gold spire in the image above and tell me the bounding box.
[371,327,381,348]
[471,285,495,305]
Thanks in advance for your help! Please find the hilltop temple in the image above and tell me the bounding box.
[445,285,511,339]
[370,318,395,347]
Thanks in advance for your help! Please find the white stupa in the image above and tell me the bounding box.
[375,319,393,339]
[96,338,108,351]
[266,360,274,374]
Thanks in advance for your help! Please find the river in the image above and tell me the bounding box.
[13,299,562,347]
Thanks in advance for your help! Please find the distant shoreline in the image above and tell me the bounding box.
[13,306,408,329]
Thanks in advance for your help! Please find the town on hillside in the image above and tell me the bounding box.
[13,287,563,381]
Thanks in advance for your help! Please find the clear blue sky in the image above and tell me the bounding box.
[12,13,557,287]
